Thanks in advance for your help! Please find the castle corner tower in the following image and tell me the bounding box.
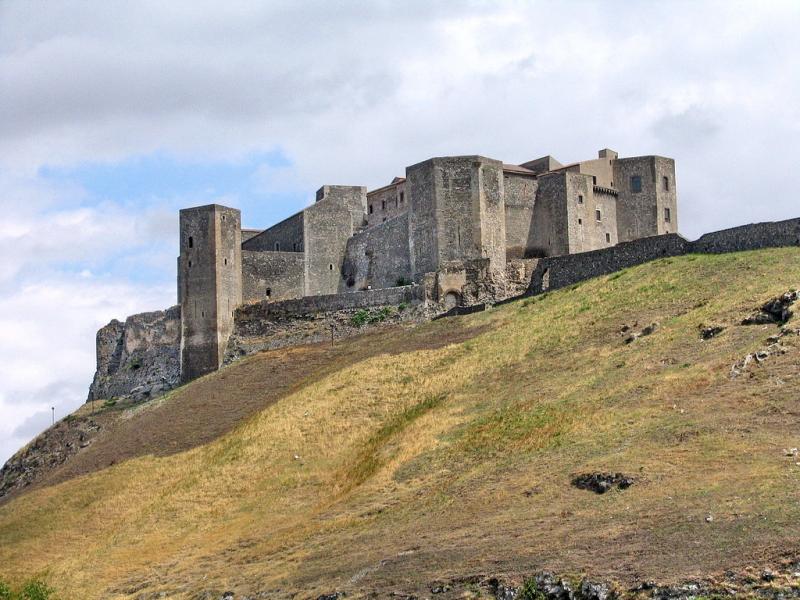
[178,204,242,382]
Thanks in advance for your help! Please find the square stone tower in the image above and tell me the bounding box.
[406,156,506,280]
[613,156,678,241]
[178,204,242,382]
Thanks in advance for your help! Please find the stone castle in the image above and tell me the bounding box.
[178,149,678,382]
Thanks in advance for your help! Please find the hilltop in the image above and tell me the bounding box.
[1,248,800,599]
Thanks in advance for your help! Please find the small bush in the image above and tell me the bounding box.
[518,579,545,600]
[351,309,370,327]
[368,307,393,323]
[0,578,57,600]
[397,302,408,312]
[0,580,12,600]
[21,580,55,600]
[102,398,117,409]
[395,276,411,287]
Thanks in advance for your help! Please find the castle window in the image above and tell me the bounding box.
[577,195,583,204]
[630,176,642,193]
[595,209,602,222]
[188,236,193,248]
[188,260,192,268]
[664,207,671,223]
[395,198,398,208]
[606,232,611,243]
[266,288,271,297]
[369,204,373,214]
[382,200,386,210]
[223,258,227,265]
[329,263,334,271]
[400,191,405,203]
[663,176,670,191]
[275,242,280,251]
[578,218,582,225]
[592,176,597,185]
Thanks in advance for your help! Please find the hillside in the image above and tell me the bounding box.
[2,248,800,599]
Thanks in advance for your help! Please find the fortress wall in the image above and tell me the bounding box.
[526,234,690,295]
[242,250,305,303]
[565,173,618,254]
[691,218,800,253]
[340,213,411,292]
[242,211,304,252]
[224,285,424,363]
[503,172,538,259]
[87,306,181,403]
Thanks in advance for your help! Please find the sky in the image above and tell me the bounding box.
[1,0,800,465]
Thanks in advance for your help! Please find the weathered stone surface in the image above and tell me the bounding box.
[87,306,181,403]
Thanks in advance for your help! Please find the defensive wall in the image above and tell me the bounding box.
[526,217,800,295]
[225,285,425,362]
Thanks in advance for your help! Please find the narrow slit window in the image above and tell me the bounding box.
[664,207,671,223]
[381,200,386,210]
[369,204,374,214]
[663,176,670,191]
[592,176,597,185]
[400,191,405,203]
[577,194,584,204]
[329,263,334,270]
[274,242,280,251]
[266,288,271,297]
[188,236,193,248]
[595,209,602,222]
[223,258,227,265]
[578,218,582,225]
[606,232,611,243]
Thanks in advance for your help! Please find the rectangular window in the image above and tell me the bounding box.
[664,207,671,223]
[577,195,584,204]
[663,176,669,191]
[592,176,597,185]
[274,242,280,251]
[595,209,602,222]
[382,200,386,210]
[369,204,373,214]
[630,176,642,193]
[605,232,611,243]
[578,218,582,225]
[400,191,405,203]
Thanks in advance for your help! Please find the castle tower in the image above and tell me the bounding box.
[613,156,678,242]
[406,156,506,280]
[178,204,242,382]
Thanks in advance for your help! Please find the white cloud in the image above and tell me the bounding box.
[1,0,800,463]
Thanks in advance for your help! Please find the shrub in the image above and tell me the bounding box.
[21,579,55,600]
[367,307,393,323]
[351,309,370,327]
[517,579,545,600]
[397,302,408,312]
[0,580,12,600]
[103,398,117,409]
[395,276,411,287]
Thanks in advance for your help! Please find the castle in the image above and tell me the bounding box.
[177,149,678,382]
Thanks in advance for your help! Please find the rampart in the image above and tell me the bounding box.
[340,212,411,292]
[526,218,800,295]
[225,285,425,362]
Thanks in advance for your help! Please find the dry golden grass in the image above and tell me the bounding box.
[2,248,800,598]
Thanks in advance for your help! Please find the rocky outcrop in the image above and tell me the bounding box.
[0,413,102,500]
[87,306,181,403]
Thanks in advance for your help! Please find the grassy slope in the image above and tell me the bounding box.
[1,248,800,598]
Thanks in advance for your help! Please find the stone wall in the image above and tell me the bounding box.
[566,175,618,254]
[529,172,569,257]
[340,213,411,292]
[87,306,181,402]
[503,172,538,259]
[242,211,304,253]
[225,285,425,362]
[691,217,800,253]
[526,234,690,294]
[524,217,800,296]
[242,250,305,303]
[613,156,676,241]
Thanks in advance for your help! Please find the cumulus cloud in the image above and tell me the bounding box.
[1,0,800,463]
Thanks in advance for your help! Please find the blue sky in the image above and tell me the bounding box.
[1,0,800,464]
